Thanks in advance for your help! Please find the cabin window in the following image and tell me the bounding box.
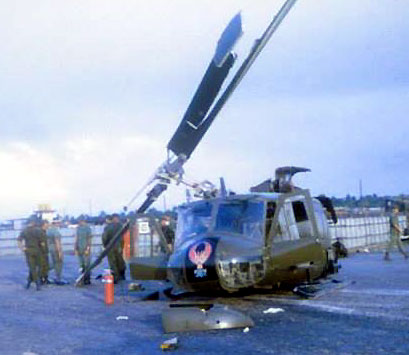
[273,201,300,243]
[215,200,264,240]
[292,201,308,222]
[292,200,314,239]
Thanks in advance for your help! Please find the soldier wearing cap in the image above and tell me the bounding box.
[75,218,93,284]
[384,206,408,260]
[161,215,175,252]
[17,218,43,290]
[102,213,126,283]
[47,220,64,284]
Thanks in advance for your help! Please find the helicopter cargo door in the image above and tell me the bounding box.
[127,215,170,280]
[269,195,323,282]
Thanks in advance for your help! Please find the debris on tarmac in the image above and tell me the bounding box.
[162,304,254,333]
[160,337,178,351]
[263,307,284,314]
[116,316,129,321]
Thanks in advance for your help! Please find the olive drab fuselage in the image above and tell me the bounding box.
[127,189,337,293]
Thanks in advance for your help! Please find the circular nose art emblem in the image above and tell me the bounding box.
[188,241,212,278]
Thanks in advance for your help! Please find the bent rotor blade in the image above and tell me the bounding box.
[172,0,298,158]
[137,183,168,214]
[75,183,169,285]
[167,13,242,158]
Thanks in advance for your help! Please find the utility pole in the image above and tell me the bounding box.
[359,179,363,201]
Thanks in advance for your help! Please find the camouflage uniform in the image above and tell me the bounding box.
[102,221,126,282]
[17,225,43,289]
[47,225,63,282]
[75,222,93,284]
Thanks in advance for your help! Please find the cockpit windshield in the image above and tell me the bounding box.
[215,200,264,240]
[175,202,212,246]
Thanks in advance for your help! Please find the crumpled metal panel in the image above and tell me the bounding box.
[162,304,254,333]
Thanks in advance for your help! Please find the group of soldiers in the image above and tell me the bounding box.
[17,213,174,290]
[17,218,65,290]
[17,216,95,290]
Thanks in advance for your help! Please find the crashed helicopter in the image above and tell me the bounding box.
[77,0,339,294]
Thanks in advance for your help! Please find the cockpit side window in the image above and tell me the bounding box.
[175,202,212,246]
[215,200,264,240]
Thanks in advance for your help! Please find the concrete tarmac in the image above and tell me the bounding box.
[0,251,409,355]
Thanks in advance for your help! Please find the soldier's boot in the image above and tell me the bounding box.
[384,252,391,261]
[25,281,31,290]
[35,281,41,291]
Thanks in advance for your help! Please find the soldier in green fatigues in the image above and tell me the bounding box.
[384,206,408,260]
[47,220,64,284]
[102,214,126,283]
[161,215,175,252]
[74,218,93,285]
[17,219,43,290]
[39,220,51,284]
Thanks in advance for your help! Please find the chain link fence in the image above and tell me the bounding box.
[329,215,408,250]
[0,226,105,257]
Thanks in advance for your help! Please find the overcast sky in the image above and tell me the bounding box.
[1,0,408,220]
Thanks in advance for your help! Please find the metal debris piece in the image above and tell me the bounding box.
[162,304,254,333]
[160,337,178,351]
[116,316,129,321]
[263,308,284,314]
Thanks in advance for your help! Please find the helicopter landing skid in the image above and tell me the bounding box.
[293,278,353,299]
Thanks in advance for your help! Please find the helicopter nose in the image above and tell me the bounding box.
[168,237,221,291]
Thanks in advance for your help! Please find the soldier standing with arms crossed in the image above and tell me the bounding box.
[17,218,43,290]
[74,218,93,285]
[102,214,126,283]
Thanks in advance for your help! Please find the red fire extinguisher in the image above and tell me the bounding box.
[102,269,114,305]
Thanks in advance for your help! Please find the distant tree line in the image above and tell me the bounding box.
[331,194,408,209]
[57,207,178,226]
[33,194,408,226]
